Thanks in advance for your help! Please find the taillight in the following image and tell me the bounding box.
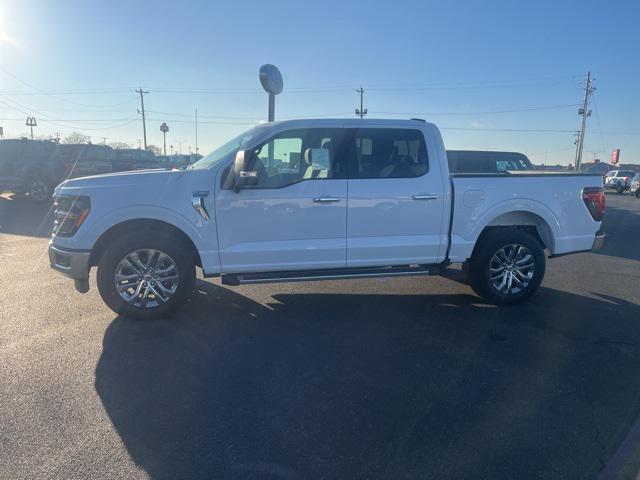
[582,187,605,222]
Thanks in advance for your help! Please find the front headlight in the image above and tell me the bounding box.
[53,195,91,237]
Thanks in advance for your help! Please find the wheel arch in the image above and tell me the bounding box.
[483,210,554,249]
[90,218,202,268]
[466,209,557,262]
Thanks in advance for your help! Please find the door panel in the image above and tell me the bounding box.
[216,180,347,272]
[345,127,446,267]
[215,127,349,273]
[347,177,445,266]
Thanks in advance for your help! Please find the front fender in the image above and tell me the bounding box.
[52,204,221,274]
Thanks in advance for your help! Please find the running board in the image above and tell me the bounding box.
[221,264,440,286]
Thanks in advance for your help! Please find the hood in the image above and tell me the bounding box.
[55,169,186,193]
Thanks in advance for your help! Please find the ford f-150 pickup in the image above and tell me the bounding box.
[48,119,605,319]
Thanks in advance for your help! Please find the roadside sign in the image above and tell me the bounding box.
[611,149,620,165]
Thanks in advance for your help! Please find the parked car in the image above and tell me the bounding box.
[630,173,640,198]
[0,139,115,202]
[156,154,203,170]
[49,119,605,319]
[113,149,159,171]
[604,169,637,194]
[0,138,57,201]
[446,150,535,173]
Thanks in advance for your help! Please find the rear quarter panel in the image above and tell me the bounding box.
[450,174,603,260]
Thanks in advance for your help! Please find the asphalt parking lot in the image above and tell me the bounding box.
[1,192,639,480]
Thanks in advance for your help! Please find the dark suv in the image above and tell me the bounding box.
[0,139,115,202]
[446,150,535,173]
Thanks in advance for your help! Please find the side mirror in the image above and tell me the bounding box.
[231,150,259,192]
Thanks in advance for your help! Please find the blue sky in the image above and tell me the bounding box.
[1,0,639,164]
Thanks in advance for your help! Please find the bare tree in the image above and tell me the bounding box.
[108,142,131,150]
[145,144,161,155]
[63,132,90,144]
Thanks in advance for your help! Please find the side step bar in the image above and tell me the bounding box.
[221,264,441,286]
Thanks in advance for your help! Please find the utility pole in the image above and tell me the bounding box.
[574,71,594,171]
[136,87,149,149]
[55,132,60,143]
[101,137,107,145]
[195,108,198,154]
[355,86,367,118]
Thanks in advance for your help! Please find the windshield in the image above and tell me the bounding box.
[188,126,265,170]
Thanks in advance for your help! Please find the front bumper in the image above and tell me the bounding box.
[49,244,91,292]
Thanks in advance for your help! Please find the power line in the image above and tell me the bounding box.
[439,127,579,133]
[0,67,138,108]
[0,97,140,131]
[371,104,581,116]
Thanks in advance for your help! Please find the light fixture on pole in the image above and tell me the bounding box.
[355,86,367,118]
[26,117,37,139]
[259,64,283,122]
[160,122,169,156]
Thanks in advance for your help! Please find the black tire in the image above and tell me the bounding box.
[27,177,53,203]
[635,190,640,199]
[616,183,624,194]
[468,229,545,305]
[96,232,196,320]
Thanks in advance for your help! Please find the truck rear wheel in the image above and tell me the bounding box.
[468,229,545,305]
[96,232,196,320]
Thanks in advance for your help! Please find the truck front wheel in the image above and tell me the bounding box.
[468,229,545,305]
[96,232,196,320]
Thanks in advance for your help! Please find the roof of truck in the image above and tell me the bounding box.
[259,118,437,129]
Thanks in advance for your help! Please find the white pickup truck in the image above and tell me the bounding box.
[49,119,605,319]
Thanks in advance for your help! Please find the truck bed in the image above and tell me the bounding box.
[448,172,604,262]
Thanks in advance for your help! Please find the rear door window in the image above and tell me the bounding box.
[346,128,428,179]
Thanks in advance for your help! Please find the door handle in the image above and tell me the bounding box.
[313,197,341,203]
[412,194,439,201]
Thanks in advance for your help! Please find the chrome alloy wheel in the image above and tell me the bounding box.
[489,243,535,295]
[29,180,50,202]
[114,249,179,308]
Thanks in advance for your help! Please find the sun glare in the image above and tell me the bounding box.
[0,4,21,49]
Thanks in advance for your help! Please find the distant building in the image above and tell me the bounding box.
[581,161,614,174]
